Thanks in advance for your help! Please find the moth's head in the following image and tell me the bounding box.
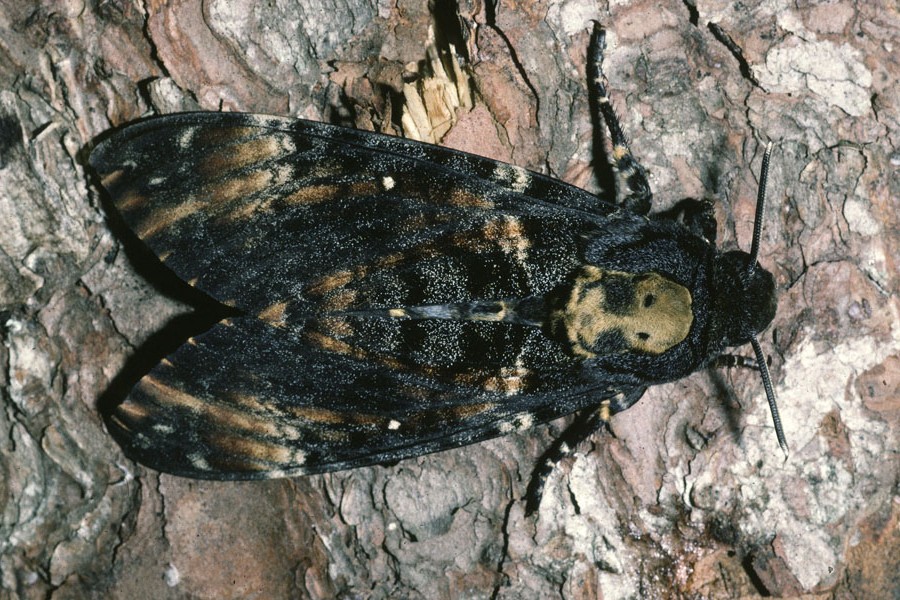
[714,142,788,457]
[713,250,777,347]
[710,141,779,348]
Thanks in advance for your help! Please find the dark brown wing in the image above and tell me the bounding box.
[92,112,643,478]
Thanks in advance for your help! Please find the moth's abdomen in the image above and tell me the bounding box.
[302,315,573,395]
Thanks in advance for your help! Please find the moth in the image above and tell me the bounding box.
[91,25,785,509]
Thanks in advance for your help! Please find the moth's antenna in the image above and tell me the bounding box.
[747,142,773,272]
[746,141,786,457]
[751,335,788,457]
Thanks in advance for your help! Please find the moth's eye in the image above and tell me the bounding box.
[643,294,655,308]
[637,332,650,341]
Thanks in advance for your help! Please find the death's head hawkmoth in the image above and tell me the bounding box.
[90,24,784,508]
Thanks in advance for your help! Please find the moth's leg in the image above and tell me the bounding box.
[711,354,770,369]
[589,23,652,216]
[524,406,609,516]
[524,386,646,515]
[654,198,718,243]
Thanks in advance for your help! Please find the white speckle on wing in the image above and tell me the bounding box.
[188,452,211,471]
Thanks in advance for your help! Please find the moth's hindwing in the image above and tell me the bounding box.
[92,112,662,478]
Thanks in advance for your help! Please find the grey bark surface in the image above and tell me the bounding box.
[1,1,898,598]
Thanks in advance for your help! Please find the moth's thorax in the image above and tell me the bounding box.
[548,266,693,358]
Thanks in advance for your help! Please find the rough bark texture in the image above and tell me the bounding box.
[1,1,898,598]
